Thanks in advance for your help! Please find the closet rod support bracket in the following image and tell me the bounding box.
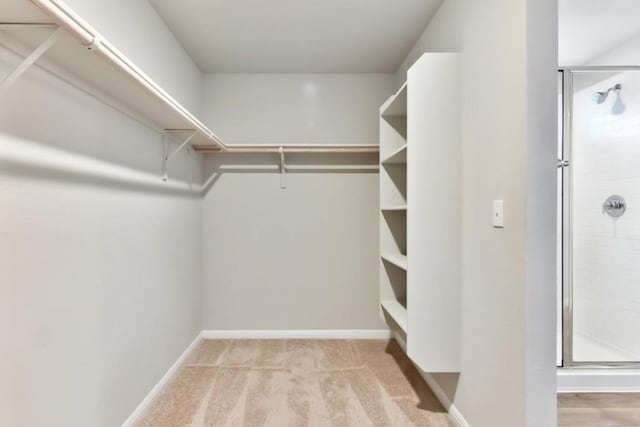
[85,35,102,51]
[0,26,62,95]
[279,146,287,189]
[162,129,197,182]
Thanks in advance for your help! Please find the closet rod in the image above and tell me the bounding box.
[25,1,378,158]
[30,0,226,150]
[193,145,380,154]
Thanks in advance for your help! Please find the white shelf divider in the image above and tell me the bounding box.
[381,205,407,212]
[381,253,407,271]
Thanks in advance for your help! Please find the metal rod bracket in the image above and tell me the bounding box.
[279,146,287,189]
[162,133,169,182]
[86,35,101,51]
[162,129,197,182]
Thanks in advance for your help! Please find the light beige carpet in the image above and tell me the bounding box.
[135,339,451,426]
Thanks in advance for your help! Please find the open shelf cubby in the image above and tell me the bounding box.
[381,299,408,333]
[381,144,407,165]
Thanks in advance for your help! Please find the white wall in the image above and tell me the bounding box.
[200,74,393,330]
[558,0,640,67]
[0,3,204,426]
[586,33,640,66]
[571,71,640,361]
[62,0,203,114]
[393,0,462,89]
[394,0,558,426]
[200,74,390,144]
[525,1,559,423]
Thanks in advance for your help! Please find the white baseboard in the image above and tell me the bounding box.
[449,404,470,427]
[558,369,640,393]
[201,329,393,340]
[421,372,470,427]
[121,332,203,427]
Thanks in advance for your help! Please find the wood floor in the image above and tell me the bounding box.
[135,339,451,426]
[558,393,640,427]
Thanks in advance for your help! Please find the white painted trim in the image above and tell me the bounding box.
[558,369,640,393]
[421,372,470,427]
[201,329,392,340]
[449,405,470,427]
[121,332,203,427]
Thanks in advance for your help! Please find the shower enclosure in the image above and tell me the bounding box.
[560,67,640,370]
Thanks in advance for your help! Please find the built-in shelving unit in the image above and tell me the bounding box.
[379,53,461,373]
[379,81,408,345]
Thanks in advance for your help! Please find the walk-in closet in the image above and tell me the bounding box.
[2,0,564,426]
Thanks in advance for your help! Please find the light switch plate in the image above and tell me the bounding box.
[493,200,504,228]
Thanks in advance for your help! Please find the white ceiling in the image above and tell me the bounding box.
[148,0,443,73]
[559,0,640,65]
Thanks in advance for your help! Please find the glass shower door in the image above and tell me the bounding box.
[567,69,640,365]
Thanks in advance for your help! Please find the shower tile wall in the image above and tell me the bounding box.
[572,71,640,361]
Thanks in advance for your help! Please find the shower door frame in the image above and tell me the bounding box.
[560,66,640,369]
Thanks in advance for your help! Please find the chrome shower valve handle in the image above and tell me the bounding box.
[602,195,626,217]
